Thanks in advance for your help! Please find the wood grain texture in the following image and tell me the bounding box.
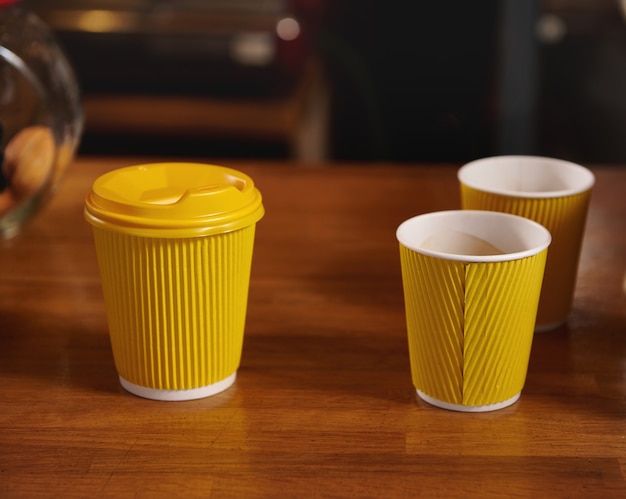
[1,157,625,498]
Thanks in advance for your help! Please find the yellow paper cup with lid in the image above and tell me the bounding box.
[397,210,551,412]
[84,163,264,401]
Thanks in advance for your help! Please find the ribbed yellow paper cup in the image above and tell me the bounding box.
[458,156,594,331]
[397,210,550,412]
[84,163,264,401]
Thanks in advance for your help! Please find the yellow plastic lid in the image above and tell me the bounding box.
[84,163,264,237]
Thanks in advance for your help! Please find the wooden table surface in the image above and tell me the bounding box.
[1,157,625,498]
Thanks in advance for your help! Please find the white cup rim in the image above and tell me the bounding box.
[396,210,551,263]
[458,155,595,199]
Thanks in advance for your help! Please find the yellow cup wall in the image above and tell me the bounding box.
[399,245,547,407]
[460,185,591,326]
[92,225,256,391]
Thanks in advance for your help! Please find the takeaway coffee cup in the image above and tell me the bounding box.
[397,210,551,412]
[458,155,594,331]
[85,162,264,401]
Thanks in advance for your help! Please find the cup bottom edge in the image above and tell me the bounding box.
[119,372,237,401]
[416,390,521,412]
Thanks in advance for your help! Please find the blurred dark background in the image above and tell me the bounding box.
[28,0,626,164]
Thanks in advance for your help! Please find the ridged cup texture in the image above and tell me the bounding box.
[399,245,547,407]
[460,185,591,326]
[92,225,256,391]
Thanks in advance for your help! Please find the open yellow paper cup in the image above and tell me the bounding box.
[85,163,264,401]
[458,156,594,331]
[397,210,551,412]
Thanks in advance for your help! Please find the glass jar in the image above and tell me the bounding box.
[0,0,83,238]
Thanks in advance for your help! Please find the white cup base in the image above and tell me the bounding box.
[120,372,237,401]
[416,389,521,412]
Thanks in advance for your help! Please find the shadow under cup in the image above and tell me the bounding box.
[458,156,595,331]
[397,210,551,412]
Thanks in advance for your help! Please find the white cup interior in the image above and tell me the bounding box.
[396,210,551,262]
[457,155,595,198]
